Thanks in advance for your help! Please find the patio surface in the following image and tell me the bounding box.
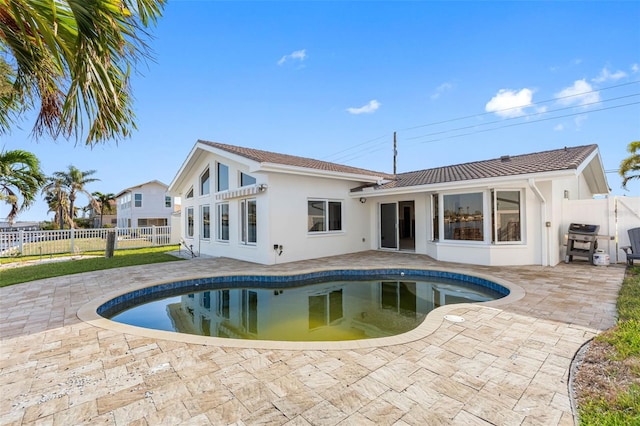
[0,251,626,425]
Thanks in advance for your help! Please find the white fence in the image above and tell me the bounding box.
[0,226,176,257]
[561,196,640,263]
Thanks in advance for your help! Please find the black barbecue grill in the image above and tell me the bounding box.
[565,223,600,263]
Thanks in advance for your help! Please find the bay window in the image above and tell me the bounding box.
[443,193,484,241]
[492,190,522,242]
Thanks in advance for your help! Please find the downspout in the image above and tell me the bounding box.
[528,178,549,266]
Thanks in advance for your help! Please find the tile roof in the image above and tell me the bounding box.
[199,140,394,179]
[373,144,599,190]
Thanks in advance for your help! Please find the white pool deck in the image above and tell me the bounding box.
[0,251,626,425]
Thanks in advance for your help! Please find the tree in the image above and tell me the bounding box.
[619,141,640,190]
[42,177,71,229]
[53,166,99,228]
[0,149,45,224]
[92,191,116,227]
[0,0,165,145]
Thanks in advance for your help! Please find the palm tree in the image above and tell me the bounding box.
[53,166,100,228]
[620,141,640,190]
[42,177,71,229]
[92,191,116,227]
[0,0,165,146]
[0,149,46,224]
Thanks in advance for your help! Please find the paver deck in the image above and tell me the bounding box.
[0,251,626,425]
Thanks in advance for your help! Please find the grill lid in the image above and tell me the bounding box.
[568,223,600,235]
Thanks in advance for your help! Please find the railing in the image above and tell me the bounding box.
[0,226,174,257]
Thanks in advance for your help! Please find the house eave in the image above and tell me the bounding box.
[258,163,388,183]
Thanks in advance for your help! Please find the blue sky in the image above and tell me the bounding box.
[3,1,640,222]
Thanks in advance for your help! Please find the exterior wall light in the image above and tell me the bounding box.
[359,197,367,204]
[258,184,268,192]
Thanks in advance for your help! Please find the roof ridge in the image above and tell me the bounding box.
[396,144,597,176]
[198,140,395,179]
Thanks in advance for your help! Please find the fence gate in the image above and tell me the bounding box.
[562,196,640,263]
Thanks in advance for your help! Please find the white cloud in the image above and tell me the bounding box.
[278,49,307,66]
[430,82,453,100]
[632,64,639,73]
[347,100,381,115]
[592,67,627,83]
[574,114,588,130]
[485,88,534,118]
[553,123,564,131]
[555,79,600,106]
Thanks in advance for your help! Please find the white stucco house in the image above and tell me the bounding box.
[168,140,609,266]
[116,180,177,228]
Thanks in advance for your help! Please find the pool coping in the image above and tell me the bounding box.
[77,266,525,350]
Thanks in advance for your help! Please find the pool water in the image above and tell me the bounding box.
[107,276,504,342]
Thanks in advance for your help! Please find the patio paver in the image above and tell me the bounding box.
[0,251,626,425]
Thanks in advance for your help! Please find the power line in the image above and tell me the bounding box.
[407,101,640,147]
[323,80,640,165]
[401,80,640,132]
[404,93,639,142]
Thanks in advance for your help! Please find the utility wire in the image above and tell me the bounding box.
[404,93,639,142]
[323,80,640,165]
[408,101,640,147]
[401,80,640,132]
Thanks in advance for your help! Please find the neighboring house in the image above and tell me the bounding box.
[168,140,609,266]
[116,180,177,228]
[0,221,41,231]
[87,200,117,228]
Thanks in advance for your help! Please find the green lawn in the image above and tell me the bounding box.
[0,246,184,287]
[578,266,640,425]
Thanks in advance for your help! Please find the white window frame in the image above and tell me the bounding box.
[200,167,210,196]
[201,205,211,240]
[240,172,256,187]
[307,199,343,233]
[492,189,524,244]
[217,162,229,192]
[134,193,142,208]
[442,191,485,242]
[216,202,230,242]
[186,207,194,238]
[240,198,257,245]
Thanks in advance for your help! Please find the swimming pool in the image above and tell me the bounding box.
[95,269,510,344]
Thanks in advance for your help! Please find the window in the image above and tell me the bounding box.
[242,290,258,333]
[443,193,484,241]
[186,207,194,238]
[308,289,343,329]
[216,203,229,241]
[217,163,229,192]
[240,172,256,187]
[201,205,211,239]
[200,168,210,196]
[492,190,522,243]
[240,198,257,244]
[165,196,172,208]
[134,193,142,208]
[138,218,167,227]
[381,282,417,317]
[308,200,342,232]
[216,290,230,318]
[432,194,439,241]
[186,187,194,199]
